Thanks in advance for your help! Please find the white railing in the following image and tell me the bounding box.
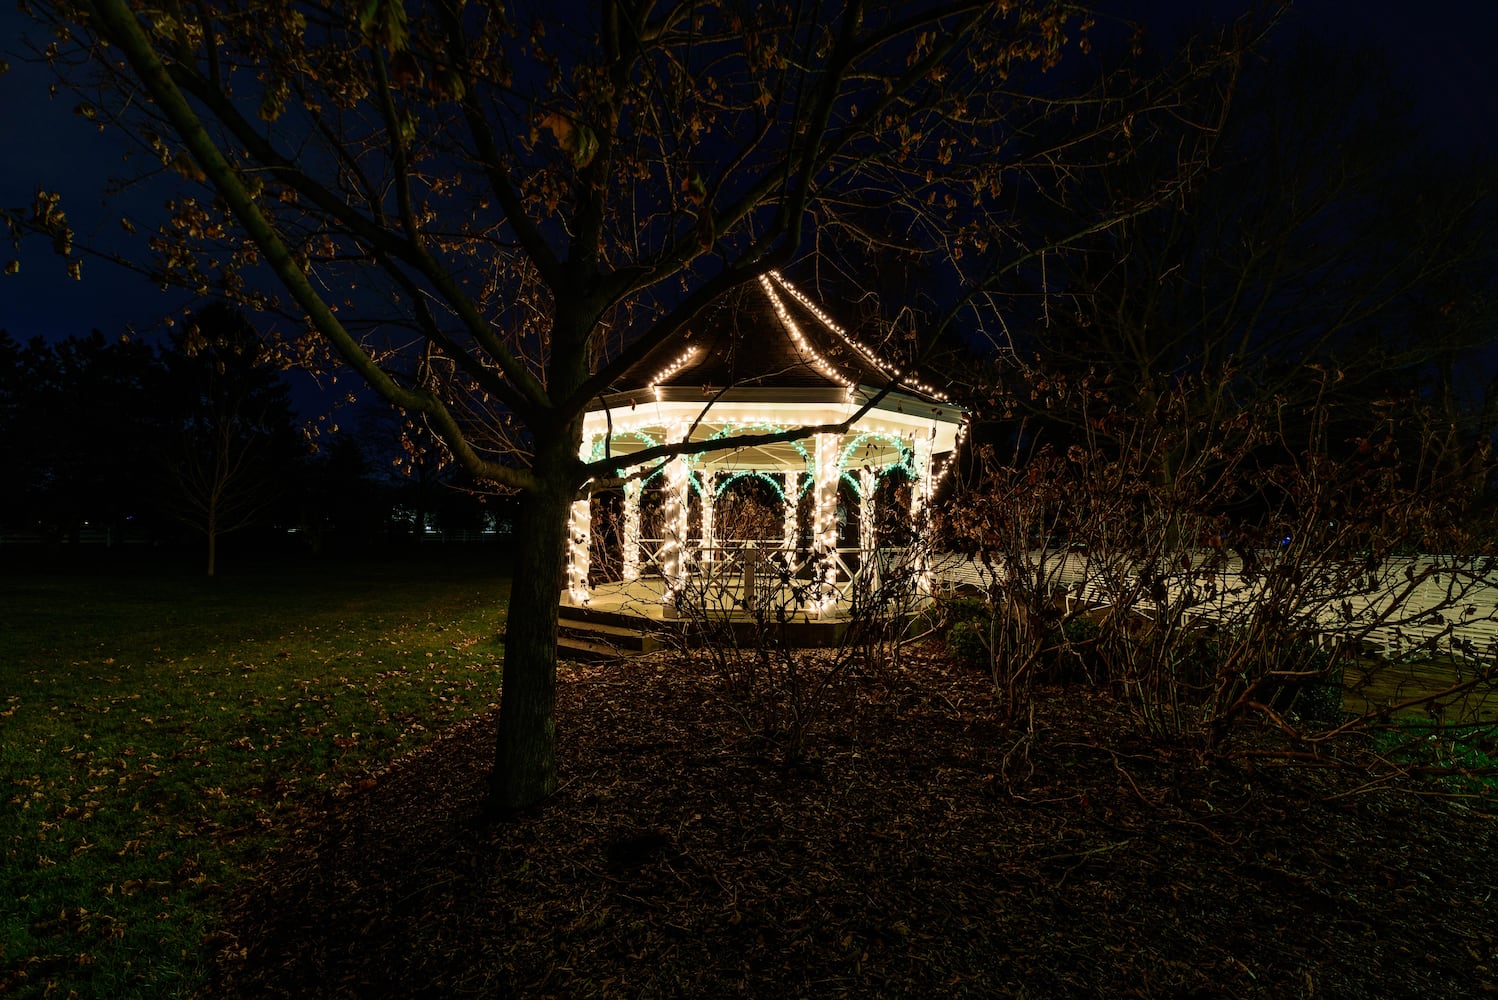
[631,539,923,617]
[935,549,1498,658]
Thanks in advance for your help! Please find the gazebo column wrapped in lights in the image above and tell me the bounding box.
[564,270,966,619]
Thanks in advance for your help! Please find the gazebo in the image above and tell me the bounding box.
[563,270,966,627]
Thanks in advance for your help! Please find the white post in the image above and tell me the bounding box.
[910,435,934,522]
[859,467,878,554]
[782,471,799,552]
[699,471,715,572]
[909,434,935,599]
[813,433,841,615]
[566,435,598,605]
[858,466,878,595]
[661,453,691,600]
[565,495,592,605]
[621,475,642,582]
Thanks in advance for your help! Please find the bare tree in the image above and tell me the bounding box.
[11,0,1258,810]
[998,39,1498,463]
[157,304,298,575]
[940,365,1498,761]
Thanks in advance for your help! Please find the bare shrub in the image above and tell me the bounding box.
[667,494,934,762]
[940,365,1498,769]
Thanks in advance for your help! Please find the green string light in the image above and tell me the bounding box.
[714,470,789,503]
[588,430,660,463]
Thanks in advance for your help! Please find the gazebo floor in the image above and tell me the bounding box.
[558,577,875,658]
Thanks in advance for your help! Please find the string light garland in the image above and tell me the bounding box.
[714,469,790,503]
[588,429,660,463]
[859,467,878,553]
[565,496,591,605]
[758,275,856,394]
[621,477,642,581]
[660,453,690,603]
[837,431,916,486]
[563,443,599,605]
[811,433,843,615]
[699,471,716,570]
[649,345,699,401]
[929,416,971,491]
[767,270,952,402]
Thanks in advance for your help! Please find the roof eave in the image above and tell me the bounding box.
[592,383,964,422]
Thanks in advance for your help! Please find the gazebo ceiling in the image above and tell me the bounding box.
[593,433,912,475]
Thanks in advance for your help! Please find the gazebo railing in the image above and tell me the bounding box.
[630,538,923,616]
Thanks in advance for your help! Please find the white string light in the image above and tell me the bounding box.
[768,271,951,402]
[812,432,842,615]
[699,472,716,571]
[859,467,878,554]
[660,430,691,604]
[758,275,856,393]
[929,416,971,491]
[565,496,592,605]
[621,476,642,581]
[649,345,699,401]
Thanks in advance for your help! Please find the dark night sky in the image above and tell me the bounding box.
[2,1,1496,349]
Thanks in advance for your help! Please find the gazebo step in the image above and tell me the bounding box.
[557,582,905,649]
[557,605,668,660]
[557,635,631,662]
[560,603,685,635]
[558,618,663,654]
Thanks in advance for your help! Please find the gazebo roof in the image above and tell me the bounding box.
[601,271,952,406]
[581,270,966,479]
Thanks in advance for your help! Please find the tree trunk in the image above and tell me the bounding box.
[486,452,573,814]
[486,293,593,815]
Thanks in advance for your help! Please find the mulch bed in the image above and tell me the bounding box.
[205,651,1498,998]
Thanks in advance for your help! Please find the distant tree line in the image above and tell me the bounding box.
[0,304,511,571]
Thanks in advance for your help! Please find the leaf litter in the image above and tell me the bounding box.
[207,651,1497,998]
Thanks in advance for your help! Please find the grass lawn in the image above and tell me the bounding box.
[0,547,512,998]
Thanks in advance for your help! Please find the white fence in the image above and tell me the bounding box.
[633,539,920,616]
[935,550,1498,660]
